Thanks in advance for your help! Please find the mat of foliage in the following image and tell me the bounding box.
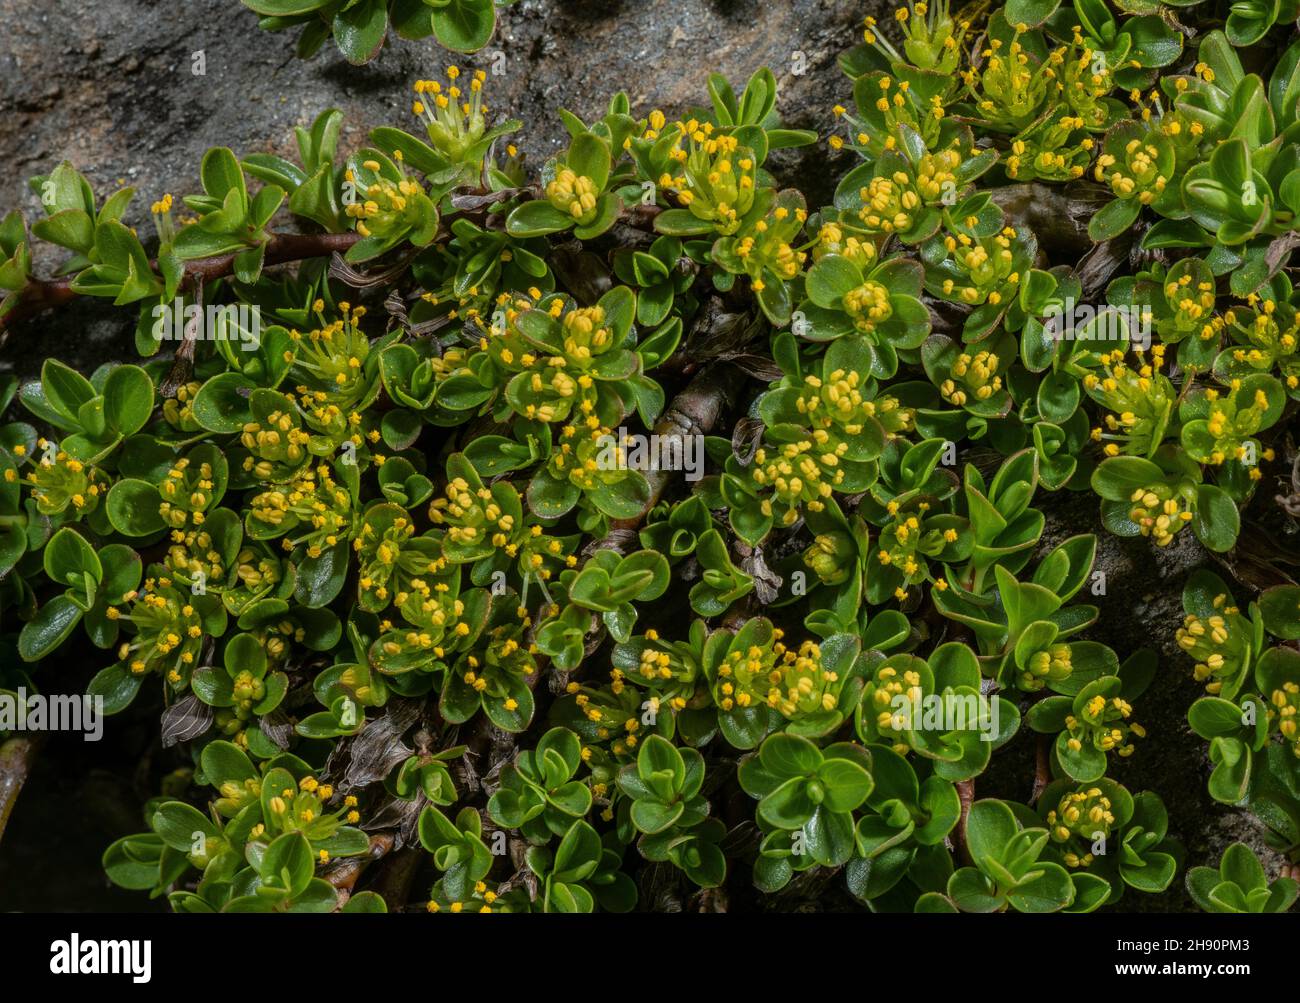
[1,0,1300,914]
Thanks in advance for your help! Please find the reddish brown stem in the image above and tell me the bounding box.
[326,831,395,892]
[0,231,362,333]
[955,779,975,866]
[1031,734,1051,805]
[1,193,675,336]
[0,736,42,846]
[590,361,747,554]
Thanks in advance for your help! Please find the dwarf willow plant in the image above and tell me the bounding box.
[240,0,516,63]
[1178,571,1300,863]
[1,0,1299,914]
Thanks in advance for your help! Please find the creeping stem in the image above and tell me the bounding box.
[587,360,749,558]
[0,231,363,334]
[955,779,975,866]
[0,736,41,847]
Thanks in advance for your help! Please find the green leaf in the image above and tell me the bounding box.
[152,801,218,852]
[1120,848,1177,893]
[965,799,1018,866]
[1004,0,1061,26]
[102,835,164,891]
[1188,697,1250,738]
[242,0,330,13]
[18,593,84,661]
[630,798,684,834]
[552,819,601,883]
[200,147,246,203]
[1191,484,1240,552]
[433,0,496,54]
[806,255,861,309]
[201,740,258,786]
[43,527,102,589]
[803,806,856,867]
[506,200,574,237]
[1088,198,1141,242]
[86,663,144,714]
[191,373,257,433]
[653,209,716,236]
[1007,861,1074,912]
[333,0,389,65]
[1220,842,1267,893]
[588,474,651,519]
[294,541,349,608]
[573,192,622,241]
[263,831,315,896]
[102,365,154,436]
[567,133,611,191]
[948,867,1002,912]
[759,732,823,778]
[106,479,165,537]
[816,757,874,812]
[40,359,96,422]
[32,210,94,255]
[758,776,819,829]
[1056,730,1107,782]
[1259,585,1300,640]
[342,891,388,912]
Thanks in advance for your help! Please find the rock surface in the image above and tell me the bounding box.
[0,0,1283,910]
